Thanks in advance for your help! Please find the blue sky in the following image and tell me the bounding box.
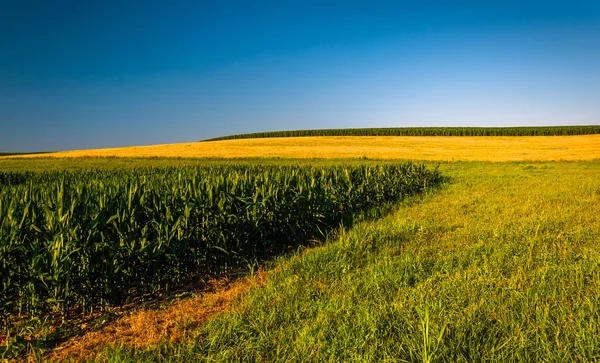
[1,1,599,152]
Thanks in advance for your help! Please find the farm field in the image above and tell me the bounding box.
[5,0,600,359]
[205,125,600,140]
[77,160,600,362]
[3,134,600,162]
[0,159,442,360]
[1,134,600,362]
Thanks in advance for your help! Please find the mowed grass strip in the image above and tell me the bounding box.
[4,135,600,161]
[96,161,600,362]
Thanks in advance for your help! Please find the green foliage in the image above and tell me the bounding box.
[0,164,443,335]
[103,161,600,362]
[204,125,600,141]
[0,157,400,173]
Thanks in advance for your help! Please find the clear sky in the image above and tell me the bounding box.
[1,1,599,152]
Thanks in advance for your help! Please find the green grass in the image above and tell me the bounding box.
[203,125,600,141]
[97,161,600,362]
[3,157,598,361]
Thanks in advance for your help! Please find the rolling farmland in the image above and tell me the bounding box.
[93,160,600,363]
[5,0,600,360]
[3,134,600,161]
[1,131,600,362]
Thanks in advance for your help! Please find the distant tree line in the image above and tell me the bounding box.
[204,125,600,141]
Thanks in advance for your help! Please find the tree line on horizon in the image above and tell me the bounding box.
[204,125,600,141]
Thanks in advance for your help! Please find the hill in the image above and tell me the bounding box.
[3,135,600,162]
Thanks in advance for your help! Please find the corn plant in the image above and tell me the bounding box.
[0,164,443,333]
[204,125,600,141]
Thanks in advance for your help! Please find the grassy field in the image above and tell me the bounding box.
[3,135,600,161]
[2,135,600,362]
[78,160,600,362]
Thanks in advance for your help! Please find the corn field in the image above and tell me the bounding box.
[0,163,442,329]
[204,125,600,141]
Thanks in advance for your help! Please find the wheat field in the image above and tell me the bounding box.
[5,135,600,162]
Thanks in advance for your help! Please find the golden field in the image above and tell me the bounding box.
[5,135,600,161]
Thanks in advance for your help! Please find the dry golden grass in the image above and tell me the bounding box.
[5,135,600,161]
[48,271,269,362]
